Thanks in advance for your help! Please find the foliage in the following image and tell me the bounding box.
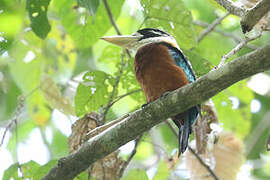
[0,0,270,179]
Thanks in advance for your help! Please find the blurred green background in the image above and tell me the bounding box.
[0,0,270,179]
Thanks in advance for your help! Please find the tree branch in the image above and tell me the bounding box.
[43,44,270,180]
[215,0,246,16]
[218,31,263,67]
[215,0,270,33]
[193,20,258,50]
[241,0,270,33]
[197,12,230,43]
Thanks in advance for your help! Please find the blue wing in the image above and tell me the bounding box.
[166,44,200,155]
[167,46,196,83]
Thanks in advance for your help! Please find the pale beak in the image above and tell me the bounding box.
[100,35,143,49]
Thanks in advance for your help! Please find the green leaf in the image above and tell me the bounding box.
[153,161,170,180]
[40,75,74,115]
[194,33,235,65]
[159,123,177,151]
[33,160,57,179]
[212,81,253,138]
[0,68,21,121]
[120,58,145,103]
[247,93,270,159]
[134,135,154,160]
[122,169,148,180]
[77,0,100,18]
[3,161,40,180]
[141,0,196,49]
[51,0,124,49]
[75,70,113,117]
[9,39,51,126]
[26,0,51,39]
[182,49,213,77]
[49,127,69,158]
[3,163,20,180]
[3,160,58,180]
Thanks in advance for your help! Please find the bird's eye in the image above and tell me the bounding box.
[132,33,137,36]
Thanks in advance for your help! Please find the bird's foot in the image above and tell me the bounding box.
[160,91,170,99]
[141,103,149,109]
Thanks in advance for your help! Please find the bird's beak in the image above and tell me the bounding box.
[100,35,143,49]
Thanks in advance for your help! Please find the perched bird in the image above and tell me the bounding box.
[101,28,200,156]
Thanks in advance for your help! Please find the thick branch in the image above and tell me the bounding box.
[241,0,270,33]
[215,0,246,16]
[43,44,270,180]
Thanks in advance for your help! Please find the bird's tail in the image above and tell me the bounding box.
[173,105,200,156]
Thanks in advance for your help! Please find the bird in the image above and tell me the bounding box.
[101,28,200,156]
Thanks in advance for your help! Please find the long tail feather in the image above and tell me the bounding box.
[176,105,199,157]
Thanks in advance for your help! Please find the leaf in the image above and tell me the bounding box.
[21,161,41,178]
[33,160,57,179]
[50,127,69,158]
[77,0,100,18]
[3,163,20,180]
[159,123,177,151]
[212,81,253,138]
[182,49,213,77]
[120,58,145,103]
[40,75,74,115]
[122,169,148,180]
[26,0,51,39]
[3,161,40,180]
[3,160,58,180]
[8,38,51,126]
[45,24,77,82]
[247,93,270,159]
[51,0,124,49]
[134,135,154,160]
[194,32,235,65]
[141,0,196,49]
[0,68,21,121]
[153,161,170,180]
[75,70,114,117]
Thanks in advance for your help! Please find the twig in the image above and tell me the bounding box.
[84,114,130,141]
[215,0,246,16]
[193,20,258,50]
[118,134,143,178]
[241,0,270,33]
[0,95,25,148]
[218,31,262,68]
[102,0,121,35]
[187,146,219,180]
[197,12,230,43]
[102,0,132,58]
[165,120,219,180]
[107,89,142,108]
[101,54,126,123]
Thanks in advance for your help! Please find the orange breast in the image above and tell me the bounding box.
[135,43,189,102]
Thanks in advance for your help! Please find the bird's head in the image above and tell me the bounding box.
[101,28,179,52]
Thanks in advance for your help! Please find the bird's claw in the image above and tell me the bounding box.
[141,103,149,109]
[160,91,170,99]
